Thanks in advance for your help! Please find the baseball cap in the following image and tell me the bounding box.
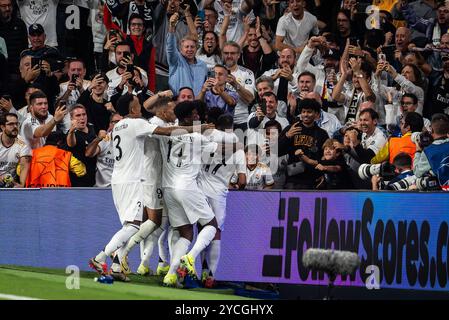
[28,23,45,36]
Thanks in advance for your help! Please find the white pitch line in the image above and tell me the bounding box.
[0,293,43,300]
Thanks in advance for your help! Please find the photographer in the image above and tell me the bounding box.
[371,111,424,165]
[371,152,416,191]
[414,113,449,191]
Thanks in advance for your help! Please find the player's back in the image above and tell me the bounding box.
[111,118,157,184]
[198,129,245,198]
[143,116,170,184]
[159,132,217,190]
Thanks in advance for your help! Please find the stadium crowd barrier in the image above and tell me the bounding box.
[1,189,448,291]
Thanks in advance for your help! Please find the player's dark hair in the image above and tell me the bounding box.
[217,114,234,130]
[207,107,225,126]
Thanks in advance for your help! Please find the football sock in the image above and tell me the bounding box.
[140,227,163,266]
[103,223,139,258]
[188,225,216,260]
[158,216,170,264]
[206,240,221,276]
[123,220,157,256]
[168,227,180,259]
[95,251,108,264]
[168,237,190,275]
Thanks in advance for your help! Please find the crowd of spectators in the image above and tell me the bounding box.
[0,0,449,191]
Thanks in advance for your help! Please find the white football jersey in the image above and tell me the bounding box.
[111,118,157,184]
[232,162,274,190]
[95,134,114,188]
[159,132,218,190]
[20,115,55,149]
[143,116,167,185]
[229,66,256,125]
[198,129,246,198]
[0,134,31,178]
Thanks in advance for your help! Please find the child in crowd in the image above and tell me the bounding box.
[231,144,274,190]
[295,138,351,189]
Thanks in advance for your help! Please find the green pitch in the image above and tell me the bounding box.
[0,265,255,300]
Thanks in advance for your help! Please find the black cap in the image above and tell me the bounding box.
[29,23,45,36]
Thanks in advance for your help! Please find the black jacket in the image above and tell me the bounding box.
[0,15,28,75]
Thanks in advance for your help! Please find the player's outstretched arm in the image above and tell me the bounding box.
[153,123,215,136]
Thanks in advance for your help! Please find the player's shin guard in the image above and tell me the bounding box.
[103,223,140,257]
[158,216,170,265]
[188,225,216,260]
[123,220,157,256]
[206,240,221,276]
[168,227,180,259]
[141,227,162,266]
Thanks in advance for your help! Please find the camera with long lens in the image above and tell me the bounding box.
[385,175,416,191]
[411,131,434,150]
[416,175,441,191]
[358,162,396,180]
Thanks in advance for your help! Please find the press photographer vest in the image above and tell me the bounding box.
[388,135,416,164]
[26,146,72,188]
[424,141,449,191]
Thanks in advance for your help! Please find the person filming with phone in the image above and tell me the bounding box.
[197,64,238,115]
[106,41,148,100]
[247,91,289,145]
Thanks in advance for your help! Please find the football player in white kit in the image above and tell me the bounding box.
[159,100,225,287]
[89,95,209,281]
[198,112,247,288]
[119,97,177,276]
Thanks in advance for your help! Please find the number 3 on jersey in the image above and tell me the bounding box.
[114,135,123,161]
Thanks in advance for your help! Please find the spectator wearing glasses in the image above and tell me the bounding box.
[124,14,156,92]
[0,112,31,187]
[385,92,431,137]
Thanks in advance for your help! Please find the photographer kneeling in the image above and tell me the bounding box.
[364,153,416,191]
[414,113,449,191]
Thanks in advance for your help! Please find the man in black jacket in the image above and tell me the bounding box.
[278,98,329,189]
[0,0,28,103]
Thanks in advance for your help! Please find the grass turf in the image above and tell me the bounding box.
[0,265,254,300]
